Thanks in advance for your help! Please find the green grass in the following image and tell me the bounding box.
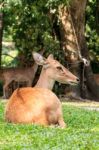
[0,101,99,150]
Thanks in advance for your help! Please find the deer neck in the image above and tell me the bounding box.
[35,69,55,90]
[31,63,38,78]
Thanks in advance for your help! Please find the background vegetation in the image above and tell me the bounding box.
[2,0,99,67]
[86,0,99,73]
[0,0,99,99]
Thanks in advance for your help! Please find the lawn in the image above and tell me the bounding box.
[0,100,99,150]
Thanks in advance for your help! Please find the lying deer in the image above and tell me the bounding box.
[0,63,38,98]
[5,52,79,128]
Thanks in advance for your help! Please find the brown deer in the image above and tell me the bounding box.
[94,74,99,84]
[0,63,38,98]
[5,52,79,128]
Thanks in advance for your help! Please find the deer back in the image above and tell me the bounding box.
[5,87,63,126]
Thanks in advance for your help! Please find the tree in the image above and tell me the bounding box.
[57,0,99,100]
[86,0,99,63]
[0,1,4,68]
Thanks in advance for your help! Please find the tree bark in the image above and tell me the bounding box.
[58,0,99,100]
[70,0,99,100]
[96,0,99,33]
[0,3,4,68]
[58,3,82,98]
[80,35,99,100]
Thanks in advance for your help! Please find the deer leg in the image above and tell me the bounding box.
[3,85,8,99]
[32,111,49,127]
[58,117,66,128]
[57,107,67,128]
[3,80,12,99]
[3,86,6,99]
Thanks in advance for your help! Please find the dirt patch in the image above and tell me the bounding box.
[62,99,99,111]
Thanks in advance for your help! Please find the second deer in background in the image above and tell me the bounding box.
[0,63,38,98]
[0,50,45,98]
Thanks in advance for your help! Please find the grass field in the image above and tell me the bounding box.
[0,100,99,150]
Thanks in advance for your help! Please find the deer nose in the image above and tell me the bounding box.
[77,78,80,82]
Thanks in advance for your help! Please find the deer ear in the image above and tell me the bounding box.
[47,54,54,60]
[32,52,46,65]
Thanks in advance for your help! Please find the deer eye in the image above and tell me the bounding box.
[56,66,63,71]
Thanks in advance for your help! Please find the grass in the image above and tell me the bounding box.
[0,100,99,150]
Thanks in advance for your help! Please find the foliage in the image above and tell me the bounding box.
[3,0,99,65]
[3,0,71,63]
[0,101,99,150]
[2,0,68,93]
[2,41,18,67]
[86,0,99,62]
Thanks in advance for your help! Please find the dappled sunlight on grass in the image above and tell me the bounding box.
[91,127,99,132]
[63,100,99,107]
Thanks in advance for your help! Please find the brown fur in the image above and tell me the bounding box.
[0,63,38,98]
[5,52,79,128]
[5,87,66,128]
[94,74,99,84]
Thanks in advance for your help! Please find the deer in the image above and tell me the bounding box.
[0,63,38,98]
[5,52,79,128]
[0,50,45,99]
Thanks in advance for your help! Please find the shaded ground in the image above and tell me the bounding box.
[62,99,99,111]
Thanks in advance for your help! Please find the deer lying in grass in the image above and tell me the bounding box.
[0,63,38,98]
[5,52,79,128]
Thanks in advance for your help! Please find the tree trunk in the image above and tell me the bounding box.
[0,4,3,68]
[58,0,99,100]
[70,0,99,100]
[96,0,99,33]
[58,3,82,98]
[80,34,99,100]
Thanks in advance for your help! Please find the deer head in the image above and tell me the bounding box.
[32,52,79,85]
